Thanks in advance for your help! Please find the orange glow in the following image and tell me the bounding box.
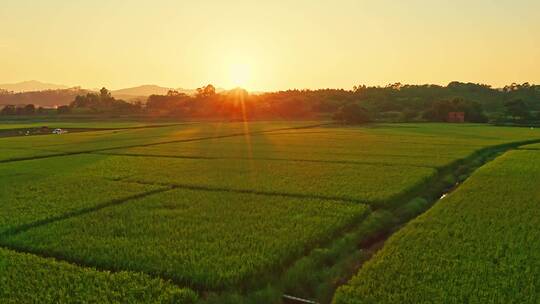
[1,1,539,90]
[229,62,251,89]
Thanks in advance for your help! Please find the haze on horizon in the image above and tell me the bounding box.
[1,0,539,91]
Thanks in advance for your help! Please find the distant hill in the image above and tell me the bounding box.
[0,88,89,107]
[0,80,69,92]
[111,85,196,101]
[0,81,230,105]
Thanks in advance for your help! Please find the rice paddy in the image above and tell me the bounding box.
[0,121,538,302]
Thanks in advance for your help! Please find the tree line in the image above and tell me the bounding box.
[1,82,539,124]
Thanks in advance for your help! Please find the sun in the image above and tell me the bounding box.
[229,62,251,88]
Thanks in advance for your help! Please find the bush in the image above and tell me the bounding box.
[57,105,71,114]
[333,103,370,124]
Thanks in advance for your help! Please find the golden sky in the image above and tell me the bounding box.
[1,0,539,91]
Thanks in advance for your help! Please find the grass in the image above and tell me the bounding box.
[0,247,196,303]
[0,188,369,291]
[333,149,540,304]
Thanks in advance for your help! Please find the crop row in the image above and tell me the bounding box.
[1,188,369,290]
[1,123,539,299]
[0,152,370,292]
[79,155,437,207]
[102,124,540,169]
[103,136,472,169]
[520,142,540,150]
[0,154,164,234]
[0,121,307,161]
[0,247,196,303]
[333,150,540,303]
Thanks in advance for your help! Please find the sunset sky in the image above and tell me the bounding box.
[1,0,539,91]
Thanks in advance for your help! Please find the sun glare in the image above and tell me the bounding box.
[229,62,251,88]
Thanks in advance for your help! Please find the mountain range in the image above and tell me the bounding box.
[110,85,196,101]
[0,80,69,92]
[0,81,206,100]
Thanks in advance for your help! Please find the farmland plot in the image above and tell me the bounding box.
[0,122,539,301]
[77,155,437,206]
[102,124,540,169]
[520,142,540,150]
[333,150,540,304]
[0,147,61,162]
[0,154,164,233]
[0,247,196,303]
[0,121,309,161]
[1,188,369,290]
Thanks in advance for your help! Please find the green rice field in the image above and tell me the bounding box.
[334,150,540,304]
[0,121,539,303]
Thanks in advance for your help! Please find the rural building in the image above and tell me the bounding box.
[447,112,465,123]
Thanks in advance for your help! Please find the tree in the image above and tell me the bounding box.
[196,84,216,99]
[333,103,370,124]
[57,105,71,114]
[422,98,487,123]
[146,92,191,116]
[0,105,16,115]
[400,108,419,122]
[100,87,112,100]
[23,104,36,115]
[504,99,530,121]
[422,100,455,121]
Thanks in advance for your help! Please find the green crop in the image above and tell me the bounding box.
[0,247,196,303]
[76,155,437,207]
[103,123,540,169]
[0,121,539,301]
[0,154,164,233]
[520,142,540,150]
[2,188,369,290]
[0,121,309,161]
[333,150,540,304]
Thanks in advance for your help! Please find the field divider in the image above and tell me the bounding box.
[0,123,329,164]
[102,177,372,205]
[0,187,174,238]
[0,185,193,290]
